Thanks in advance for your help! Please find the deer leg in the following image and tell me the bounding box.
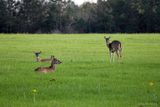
[109,51,112,63]
[119,47,122,58]
[112,52,115,62]
[120,49,122,58]
[116,51,120,59]
[110,52,114,63]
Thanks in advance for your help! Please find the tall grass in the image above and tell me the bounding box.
[0,34,160,107]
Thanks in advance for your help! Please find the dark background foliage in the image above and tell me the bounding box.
[0,0,160,33]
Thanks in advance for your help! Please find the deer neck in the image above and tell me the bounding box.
[36,57,41,62]
[50,64,55,70]
[105,39,109,46]
[106,42,110,48]
[50,61,56,69]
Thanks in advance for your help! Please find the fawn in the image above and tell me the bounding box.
[104,36,122,62]
[34,56,62,73]
[34,51,53,62]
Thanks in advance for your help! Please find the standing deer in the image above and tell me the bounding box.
[34,51,53,62]
[104,36,122,62]
[34,56,62,73]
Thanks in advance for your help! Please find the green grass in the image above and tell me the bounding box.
[0,34,160,107]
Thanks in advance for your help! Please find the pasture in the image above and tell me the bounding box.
[0,34,160,107]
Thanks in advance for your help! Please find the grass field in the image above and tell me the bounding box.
[0,34,160,107]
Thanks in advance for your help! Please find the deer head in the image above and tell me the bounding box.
[104,36,110,44]
[50,56,62,68]
[34,51,41,57]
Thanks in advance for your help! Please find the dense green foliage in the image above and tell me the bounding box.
[0,34,160,107]
[0,0,160,33]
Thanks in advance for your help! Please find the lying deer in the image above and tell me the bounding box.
[104,36,122,62]
[34,56,62,73]
[34,51,41,62]
[34,51,53,62]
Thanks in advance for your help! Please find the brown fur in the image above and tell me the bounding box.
[35,57,62,73]
[34,51,53,62]
[104,36,122,62]
[39,56,53,62]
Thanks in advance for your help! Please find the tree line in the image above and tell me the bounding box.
[0,0,160,33]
